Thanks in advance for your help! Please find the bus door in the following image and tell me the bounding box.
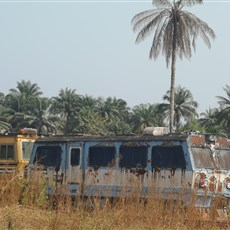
[66,143,83,196]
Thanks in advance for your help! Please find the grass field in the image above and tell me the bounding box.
[0,174,230,230]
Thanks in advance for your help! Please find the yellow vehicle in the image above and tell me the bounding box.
[0,128,38,187]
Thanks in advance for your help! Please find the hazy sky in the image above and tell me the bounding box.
[0,0,229,114]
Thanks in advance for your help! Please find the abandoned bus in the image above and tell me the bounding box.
[0,128,38,187]
[28,127,230,208]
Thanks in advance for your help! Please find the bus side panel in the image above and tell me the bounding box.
[143,141,193,202]
[83,142,121,197]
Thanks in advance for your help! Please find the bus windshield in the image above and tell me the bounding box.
[216,149,230,169]
[33,146,62,169]
[191,147,214,169]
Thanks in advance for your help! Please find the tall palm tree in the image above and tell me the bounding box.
[131,0,215,132]
[158,86,198,131]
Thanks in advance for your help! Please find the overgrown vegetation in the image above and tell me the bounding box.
[0,173,229,230]
[0,80,229,137]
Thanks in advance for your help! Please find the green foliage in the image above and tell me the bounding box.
[21,174,49,208]
[180,119,203,134]
[0,80,229,136]
[130,103,164,134]
[106,120,133,135]
[216,85,230,137]
[158,86,199,131]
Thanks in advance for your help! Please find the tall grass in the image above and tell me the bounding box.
[0,173,229,230]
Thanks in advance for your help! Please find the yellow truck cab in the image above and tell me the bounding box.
[0,128,38,187]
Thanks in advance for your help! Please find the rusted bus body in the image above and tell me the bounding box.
[0,128,38,187]
[28,131,230,208]
[189,134,230,206]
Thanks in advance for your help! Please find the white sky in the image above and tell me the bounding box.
[0,0,229,114]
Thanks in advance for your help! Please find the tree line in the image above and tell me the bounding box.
[0,80,229,137]
[1,1,227,137]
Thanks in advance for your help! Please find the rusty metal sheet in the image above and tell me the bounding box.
[215,137,230,149]
[190,135,206,146]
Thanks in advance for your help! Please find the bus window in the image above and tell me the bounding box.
[22,141,34,160]
[0,144,14,160]
[71,148,80,166]
[151,145,186,169]
[34,146,62,169]
[191,147,214,169]
[119,146,147,169]
[88,146,116,168]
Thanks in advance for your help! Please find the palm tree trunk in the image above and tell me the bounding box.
[170,55,176,133]
[169,17,177,133]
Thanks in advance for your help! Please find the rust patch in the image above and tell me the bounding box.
[130,168,147,176]
[208,176,217,192]
[217,181,222,192]
[93,165,100,171]
[190,135,205,146]
[170,168,176,176]
[153,168,160,173]
[200,172,206,179]
[194,172,207,189]
[216,137,230,148]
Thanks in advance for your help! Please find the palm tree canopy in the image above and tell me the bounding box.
[130,103,164,134]
[216,85,230,135]
[51,88,81,118]
[158,86,198,129]
[216,85,230,108]
[8,80,43,98]
[97,97,130,122]
[132,0,215,67]
[5,80,43,114]
[199,107,227,137]
[199,108,219,129]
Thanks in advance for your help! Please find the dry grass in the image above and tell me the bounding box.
[0,174,229,230]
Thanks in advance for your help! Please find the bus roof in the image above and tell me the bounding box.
[35,133,189,143]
